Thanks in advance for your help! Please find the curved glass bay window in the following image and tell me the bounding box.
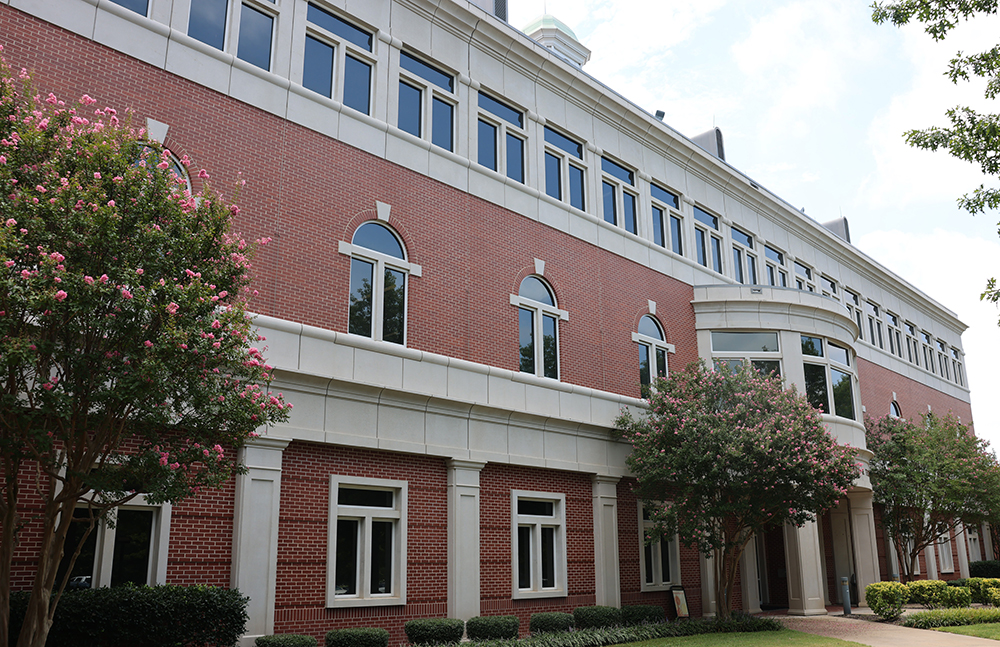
[634,315,674,395]
[801,335,856,420]
[710,330,781,377]
[511,276,567,379]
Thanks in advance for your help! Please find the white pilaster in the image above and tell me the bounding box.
[591,475,621,607]
[740,536,762,614]
[232,437,291,647]
[448,460,486,619]
[957,525,971,578]
[784,520,828,615]
[846,490,880,607]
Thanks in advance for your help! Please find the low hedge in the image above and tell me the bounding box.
[903,607,1000,629]
[947,579,969,587]
[968,577,1000,603]
[866,581,909,620]
[620,605,664,626]
[466,616,519,641]
[403,618,465,645]
[256,636,317,647]
[529,612,574,634]
[987,588,1000,607]
[573,606,622,629]
[907,579,948,608]
[8,585,247,647]
[971,560,1000,578]
[940,586,972,608]
[325,627,388,647]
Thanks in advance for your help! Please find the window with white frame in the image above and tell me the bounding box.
[512,276,566,379]
[885,312,903,359]
[327,477,407,607]
[477,92,525,183]
[968,525,982,562]
[801,335,856,420]
[601,157,639,235]
[935,340,950,380]
[512,491,566,599]
[693,206,723,274]
[763,245,788,288]
[819,275,838,301]
[188,0,276,71]
[952,347,965,386]
[109,0,148,15]
[890,401,902,418]
[635,315,674,395]
[845,290,863,340]
[866,301,884,350]
[793,261,815,292]
[543,126,586,211]
[650,183,682,255]
[398,51,455,151]
[938,531,955,573]
[905,322,919,366]
[639,506,681,591]
[55,498,171,590]
[340,221,420,345]
[921,331,935,373]
[302,4,374,115]
[731,227,758,285]
[710,330,781,377]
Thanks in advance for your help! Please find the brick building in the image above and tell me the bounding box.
[1,0,983,644]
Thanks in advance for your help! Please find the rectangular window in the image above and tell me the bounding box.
[431,98,453,151]
[302,5,374,113]
[399,52,455,151]
[820,276,837,297]
[670,215,683,255]
[397,82,422,137]
[651,206,665,247]
[601,157,638,234]
[731,227,757,284]
[544,153,561,201]
[733,247,744,283]
[693,206,721,272]
[794,261,815,291]
[711,235,723,273]
[639,507,680,591]
[478,119,497,171]
[801,335,823,357]
[695,228,707,267]
[764,246,787,286]
[651,183,680,253]
[513,491,566,599]
[803,363,829,414]
[328,478,407,607]
[830,368,855,420]
[711,331,779,353]
[867,302,884,350]
[938,532,955,573]
[543,126,586,211]
[188,0,228,50]
[693,206,718,230]
[478,92,526,183]
[237,4,274,71]
[110,0,148,15]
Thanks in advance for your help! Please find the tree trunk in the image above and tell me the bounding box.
[0,467,20,647]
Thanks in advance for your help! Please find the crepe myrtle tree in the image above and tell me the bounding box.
[0,58,290,647]
[616,361,858,620]
[866,413,1000,583]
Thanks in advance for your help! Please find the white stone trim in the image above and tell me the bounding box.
[511,489,567,600]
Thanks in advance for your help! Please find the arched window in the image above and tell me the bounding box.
[341,221,420,344]
[511,276,566,379]
[633,315,674,394]
[890,401,902,418]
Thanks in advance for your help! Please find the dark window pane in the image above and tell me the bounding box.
[764,245,783,264]
[780,272,788,287]
[344,55,372,115]
[711,331,779,353]
[542,314,558,379]
[541,527,555,588]
[188,0,228,50]
[601,157,633,185]
[479,92,523,127]
[715,358,743,374]
[670,216,683,255]
[639,343,650,388]
[544,153,561,200]
[733,248,744,283]
[652,206,665,247]
[303,36,334,98]
[801,335,824,357]
[339,487,393,508]
[110,0,148,15]
[543,126,582,158]
[747,256,758,284]
[370,521,393,594]
[831,368,854,420]
[655,348,667,379]
[517,526,531,589]
[349,258,374,338]
[803,363,829,414]
[660,539,671,583]
[237,4,273,71]
[506,134,524,183]
[400,51,453,91]
[353,222,404,258]
[731,227,753,248]
[695,229,707,266]
[768,265,776,286]
[335,519,359,595]
[519,276,553,305]
[398,82,422,137]
[693,206,718,229]
[638,315,663,340]
[431,98,453,151]
[711,237,722,273]
[602,181,616,225]
[519,308,534,374]
[829,342,850,367]
[752,360,781,377]
[383,268,405,345]
[307,3,372,51]
[56,509,97,590]
[651,183,678,209]
[644,542,654,584]
[568,165,585,211]
[623,192,637,234]
[478,120,497,171]
[110,509,153,586]
[518,500,554,516]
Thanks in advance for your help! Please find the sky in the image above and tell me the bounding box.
[507,0,1000,449]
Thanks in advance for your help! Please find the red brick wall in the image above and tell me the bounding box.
[857,358,973,427]
[167,477,236,586]
[272,441,448,645]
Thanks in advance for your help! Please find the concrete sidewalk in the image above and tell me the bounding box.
[779,614,998,647]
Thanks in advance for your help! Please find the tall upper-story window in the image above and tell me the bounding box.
[886,312,904,358]
[512,276,566,380]
[398,51,455,151]
[921,331,935,373]
[866,301,884,350]
[794,261,815,292]
[764,245,788,287]
[731,227,757,285]
[543,126,585,211]
[820,275,838,301]
[952,348,964,386]
[905,322,919,366]
[693,206,722,274]
[189,0,276,71]
[110,0,148,15]
[845,290,863,340]
[634,315,674,395]
[801,335,856,420]
[341,222,421,345]
[639,506,680,591]
[477,92,525,183]
[302,4,374,115]
[601,157,638,234]
[650,183,682,255]
[936,340,950,380]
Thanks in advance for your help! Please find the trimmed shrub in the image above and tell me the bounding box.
[573,606,622,629]
[987,588,1000,607]
[325,627,388,647]
[969,577,1000,603]
[940,586,972,608]
[466,616,519,641]
[904,607,1000,629]
[530,612,574,634]
[947,579,969,587]
[256,636,317,647]
[8,585,247,647]
[971,560,1000,578]
[866,581,909,620]
[403,618,464,645]
[907,579,948,608]
[620,605,665,626]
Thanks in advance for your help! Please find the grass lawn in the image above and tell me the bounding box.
[936,623,1000,640]
[613,630,869,647]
